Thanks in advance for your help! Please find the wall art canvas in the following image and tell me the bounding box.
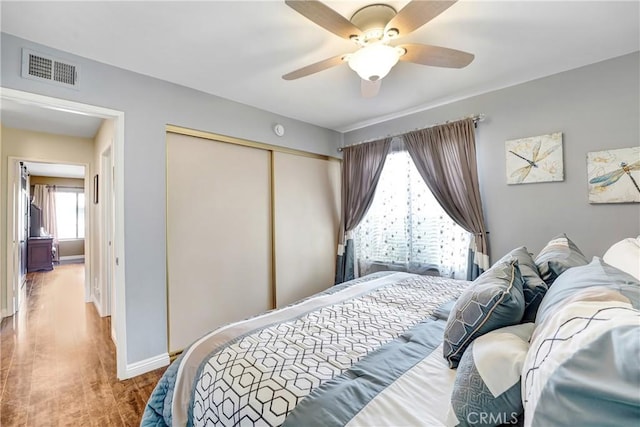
[505,132,564,184]
[587,146,640,203]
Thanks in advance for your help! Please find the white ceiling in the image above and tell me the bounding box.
[24,161,86,179]
[1,98,104,138]
[1,1,639,133]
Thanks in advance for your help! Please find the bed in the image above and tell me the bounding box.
[142,234,640,427]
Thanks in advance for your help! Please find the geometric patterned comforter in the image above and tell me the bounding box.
[141,272,470,427]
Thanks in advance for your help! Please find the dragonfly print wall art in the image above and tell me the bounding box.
[587,147,640,203]
[505,132,564,184]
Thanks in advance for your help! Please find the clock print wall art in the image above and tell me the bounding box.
[587,146,640,203]
[505,132,563,184]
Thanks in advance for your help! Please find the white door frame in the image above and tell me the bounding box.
[101,146,116,342]
[1,87,128,380]
[7,160,27,314]
[7,158,22,315]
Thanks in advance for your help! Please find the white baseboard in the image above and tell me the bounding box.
[124,353,170,379]
[59,255,85,261]
[92,295,104,317]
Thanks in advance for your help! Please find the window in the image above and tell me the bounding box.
[55,190,85,239]
[354,142,470,279]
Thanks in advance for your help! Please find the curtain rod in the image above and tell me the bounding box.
[36,184,84,190]
[338,114,485,152]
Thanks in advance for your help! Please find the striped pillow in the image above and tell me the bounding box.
[534,234,588,286]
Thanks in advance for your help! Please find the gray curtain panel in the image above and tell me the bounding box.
[403,118,489,280]
[335,138,392,284]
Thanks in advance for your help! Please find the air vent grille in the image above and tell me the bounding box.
[21,48,79,89]
[28,54,53,80]
[53,61,76,85]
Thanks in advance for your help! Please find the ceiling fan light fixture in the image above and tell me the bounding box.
[347,44,401,81]
[385,28,399,39]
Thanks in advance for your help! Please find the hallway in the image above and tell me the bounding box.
[0,264,165,426]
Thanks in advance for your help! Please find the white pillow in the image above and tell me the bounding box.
[603,236,640,280]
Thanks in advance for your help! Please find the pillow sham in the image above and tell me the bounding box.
[522,281,640,427]
[535,257,640,325]
[447,323,534,427]
[534,234,588,286]
[497,247,547,323]
[603,236,640,280]
[443,258,525,369]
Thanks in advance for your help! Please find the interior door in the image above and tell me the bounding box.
[8,159,27,315]
[18,163,28,305]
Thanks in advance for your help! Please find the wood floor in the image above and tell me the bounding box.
[0,264,166,426]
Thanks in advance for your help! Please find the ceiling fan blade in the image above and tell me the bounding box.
[285,0,363,40]
[385,1,457,37]
[282,54,346,80]
[361,79,381,98]
[398,44,474,68]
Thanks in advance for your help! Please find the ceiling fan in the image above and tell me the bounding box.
[282,0,474,97]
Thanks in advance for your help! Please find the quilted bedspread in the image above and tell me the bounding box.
[141,272,470,427]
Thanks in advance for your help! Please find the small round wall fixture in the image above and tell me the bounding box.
[273,123,285,137]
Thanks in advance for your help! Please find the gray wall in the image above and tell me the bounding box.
[1,33,342,364]
[346,52,640,262]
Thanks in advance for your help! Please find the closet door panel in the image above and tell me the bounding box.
[273,152,341,308]
[167,133,271,353]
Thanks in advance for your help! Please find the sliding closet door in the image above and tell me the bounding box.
[166,133,271,353]
[273,152,341,308]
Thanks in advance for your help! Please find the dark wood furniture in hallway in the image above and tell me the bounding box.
[0,264,166,426]
[26,237,54,272]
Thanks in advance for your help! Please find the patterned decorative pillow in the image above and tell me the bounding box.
[534,234,588,286]
[521,265,640,426]
[447,323,534,427]
[496,247,548,323]
[443,258,525,368]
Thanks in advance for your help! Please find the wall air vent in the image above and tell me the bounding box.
[21,48,79,89]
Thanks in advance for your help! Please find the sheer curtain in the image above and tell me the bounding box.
[354,140,470,279]
[31,184,58,238]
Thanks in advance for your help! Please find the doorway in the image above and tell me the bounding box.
[1,87,129,379]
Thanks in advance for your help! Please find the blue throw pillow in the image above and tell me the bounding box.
[443,257,525,368]
[534,234,588,286]
[496,247,547,323]
[447,323,534,427]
